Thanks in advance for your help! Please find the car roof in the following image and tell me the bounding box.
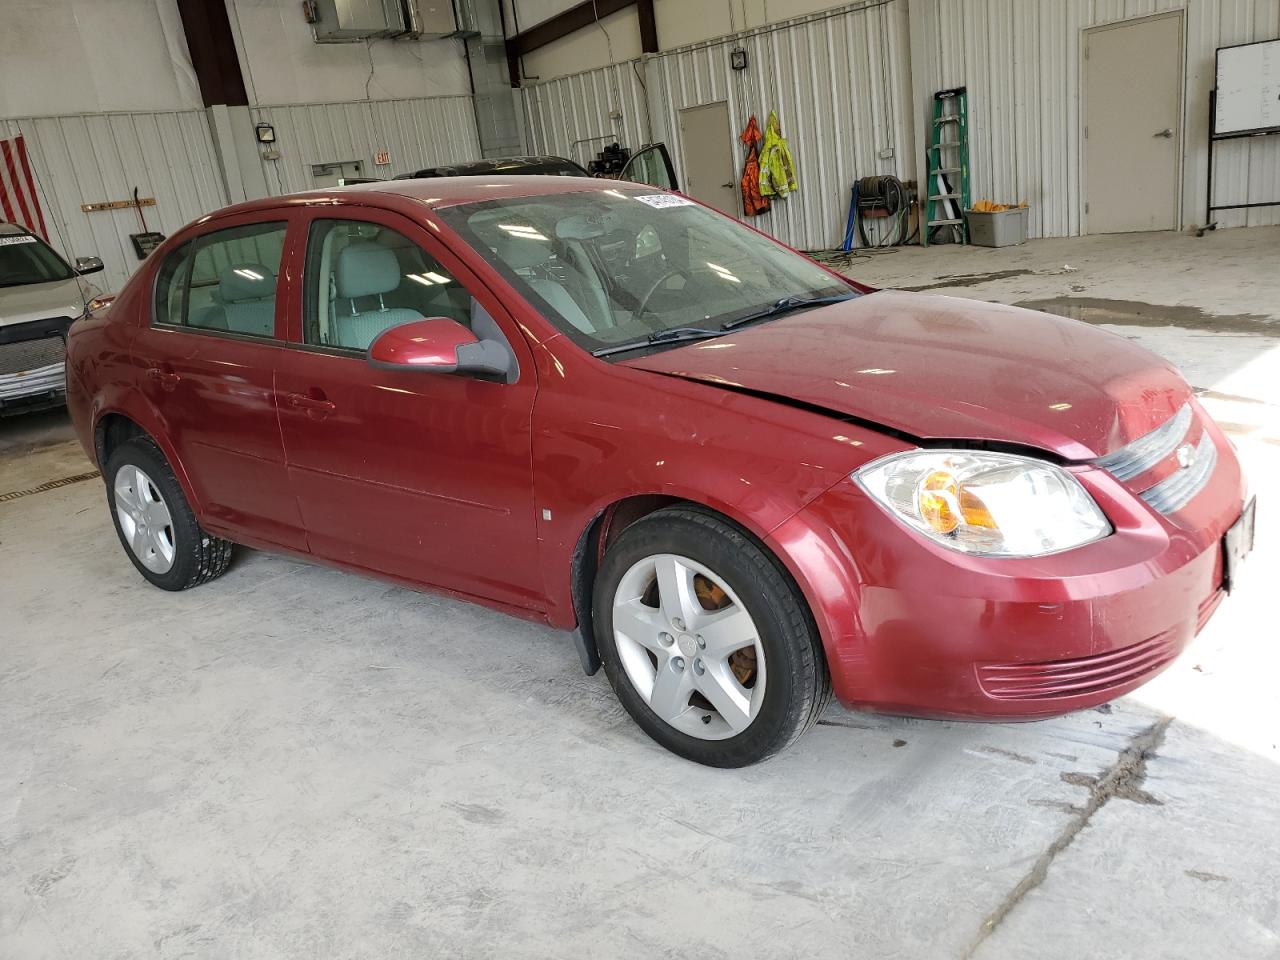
[199,175,648,224]
[397,156,587,178]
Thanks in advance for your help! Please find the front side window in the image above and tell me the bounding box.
[0,233,74,288]
[437,188,853,355]
[153,221,287,338]
[303,219,473,351]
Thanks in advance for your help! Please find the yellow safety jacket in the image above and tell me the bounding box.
[758,111,798,198]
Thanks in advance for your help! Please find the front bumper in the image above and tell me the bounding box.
[0,315,72,411]
[767,417,1246,719]
[0,361,65,406]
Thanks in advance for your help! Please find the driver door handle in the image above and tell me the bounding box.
[1154,128,1174,138]
[282,391,336,419]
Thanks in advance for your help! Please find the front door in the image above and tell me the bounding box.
[1083,12,1183,233]
[136,215,306,550]
[273,211,544,612]
[678,102,738,216]
[620,143,679,191]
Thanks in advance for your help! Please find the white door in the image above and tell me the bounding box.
[678,102,738,216]
[1083,13,1183,233]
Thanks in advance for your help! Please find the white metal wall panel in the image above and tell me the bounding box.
[3,111,227,294]
[252,96,482,194]
[521,61,650,168]
[916,0,1280,237]
[521,0,914,251]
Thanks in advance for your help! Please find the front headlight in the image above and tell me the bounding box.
[853,450,1111,557]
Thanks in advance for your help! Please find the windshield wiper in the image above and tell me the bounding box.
[591,326,724,358]
[720,293,857,331]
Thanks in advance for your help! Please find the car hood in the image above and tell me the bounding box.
[621,290,1190,460]
[0,276,89,328]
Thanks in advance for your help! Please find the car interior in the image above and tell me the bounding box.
[306,221,473,351]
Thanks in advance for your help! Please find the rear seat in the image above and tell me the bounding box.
[197,263,277,337]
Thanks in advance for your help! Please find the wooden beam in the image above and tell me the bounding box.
[636,0,657,53]
[509,0,635,57]
[175,0,248,107]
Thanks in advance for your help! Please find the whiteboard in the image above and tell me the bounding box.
[1215,39,1280,136]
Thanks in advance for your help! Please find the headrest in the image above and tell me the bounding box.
[555,211,620,241]
[336,242,401,299]
[219,264,275,302]
[495,236,554,270]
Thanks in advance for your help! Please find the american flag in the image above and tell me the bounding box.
[0,135,48,240]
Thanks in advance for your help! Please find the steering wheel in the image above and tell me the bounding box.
[634,265,723,319]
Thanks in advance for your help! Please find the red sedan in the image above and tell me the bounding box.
[65,177,1253,766]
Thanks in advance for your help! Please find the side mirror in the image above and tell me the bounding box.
[75,256,105,275]
[368,317,513,380]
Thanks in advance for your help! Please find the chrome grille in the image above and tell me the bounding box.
[1093,402,1219,516]
[1139,429,1218,515]
[1093,403,1192,481]
[0,336,65,376]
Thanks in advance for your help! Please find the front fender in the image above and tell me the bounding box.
[529,340,906,630]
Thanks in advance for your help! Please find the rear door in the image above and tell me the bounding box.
[134,213,306,550]
[274,209,545,612]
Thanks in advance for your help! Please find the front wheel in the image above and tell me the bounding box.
[593,507,831,766]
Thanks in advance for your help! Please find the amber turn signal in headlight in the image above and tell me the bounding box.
[854,450,1111,557]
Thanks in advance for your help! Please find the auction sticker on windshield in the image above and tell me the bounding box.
[0,235,39,246]
[634,194,695,209]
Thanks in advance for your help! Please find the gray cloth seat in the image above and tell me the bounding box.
[210,263,277,336]
[496,237,597,335]
[332,242,423,350]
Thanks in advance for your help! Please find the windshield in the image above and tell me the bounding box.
[438,188,854,354]
[0,234,74,288]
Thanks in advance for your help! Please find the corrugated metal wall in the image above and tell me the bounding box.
[252,96,482,193]
[523,0,915,251]
[522,62,651,168]
[914,0,1280,237]
[3,111,227,293]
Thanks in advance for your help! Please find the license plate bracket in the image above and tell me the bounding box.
[1223,496,1256,593]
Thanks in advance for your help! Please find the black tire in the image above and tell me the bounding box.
[104,436,233,591]
[593,506,831,766]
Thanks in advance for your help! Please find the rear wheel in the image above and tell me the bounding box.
[105,437,232,591]
[593,506,830,766]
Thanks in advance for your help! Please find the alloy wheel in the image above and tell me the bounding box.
[113,464,176,574]
[611,553,766,740]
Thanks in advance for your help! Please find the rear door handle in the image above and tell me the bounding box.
[282,391,336,419]
[145,367,181,391]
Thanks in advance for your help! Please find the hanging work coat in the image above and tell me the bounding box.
[758,111,799,198]
[739,116,769,217]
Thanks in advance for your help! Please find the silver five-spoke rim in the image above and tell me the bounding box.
[113,464,176,574]
[612,553,766,740]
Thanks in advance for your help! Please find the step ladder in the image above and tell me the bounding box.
[924,87,970,246]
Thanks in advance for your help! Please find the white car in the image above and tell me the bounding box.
[0,223,105,412]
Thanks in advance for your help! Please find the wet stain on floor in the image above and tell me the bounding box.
[900,269,1038,291]
[1015,297,1280,337]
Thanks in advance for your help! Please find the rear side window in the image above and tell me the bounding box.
[153,221,287,338]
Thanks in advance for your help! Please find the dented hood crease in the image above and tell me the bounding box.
[620,290,1190,460]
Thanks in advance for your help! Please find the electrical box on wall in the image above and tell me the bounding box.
[393,0,457,38]
[310,0,456,41]
[309,0,405,41]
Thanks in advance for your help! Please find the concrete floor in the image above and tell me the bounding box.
[2,228,1279,959]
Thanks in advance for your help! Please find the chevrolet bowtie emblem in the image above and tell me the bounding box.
[1176,443,1196,469]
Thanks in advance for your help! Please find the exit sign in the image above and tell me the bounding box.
[374,150,391,166]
